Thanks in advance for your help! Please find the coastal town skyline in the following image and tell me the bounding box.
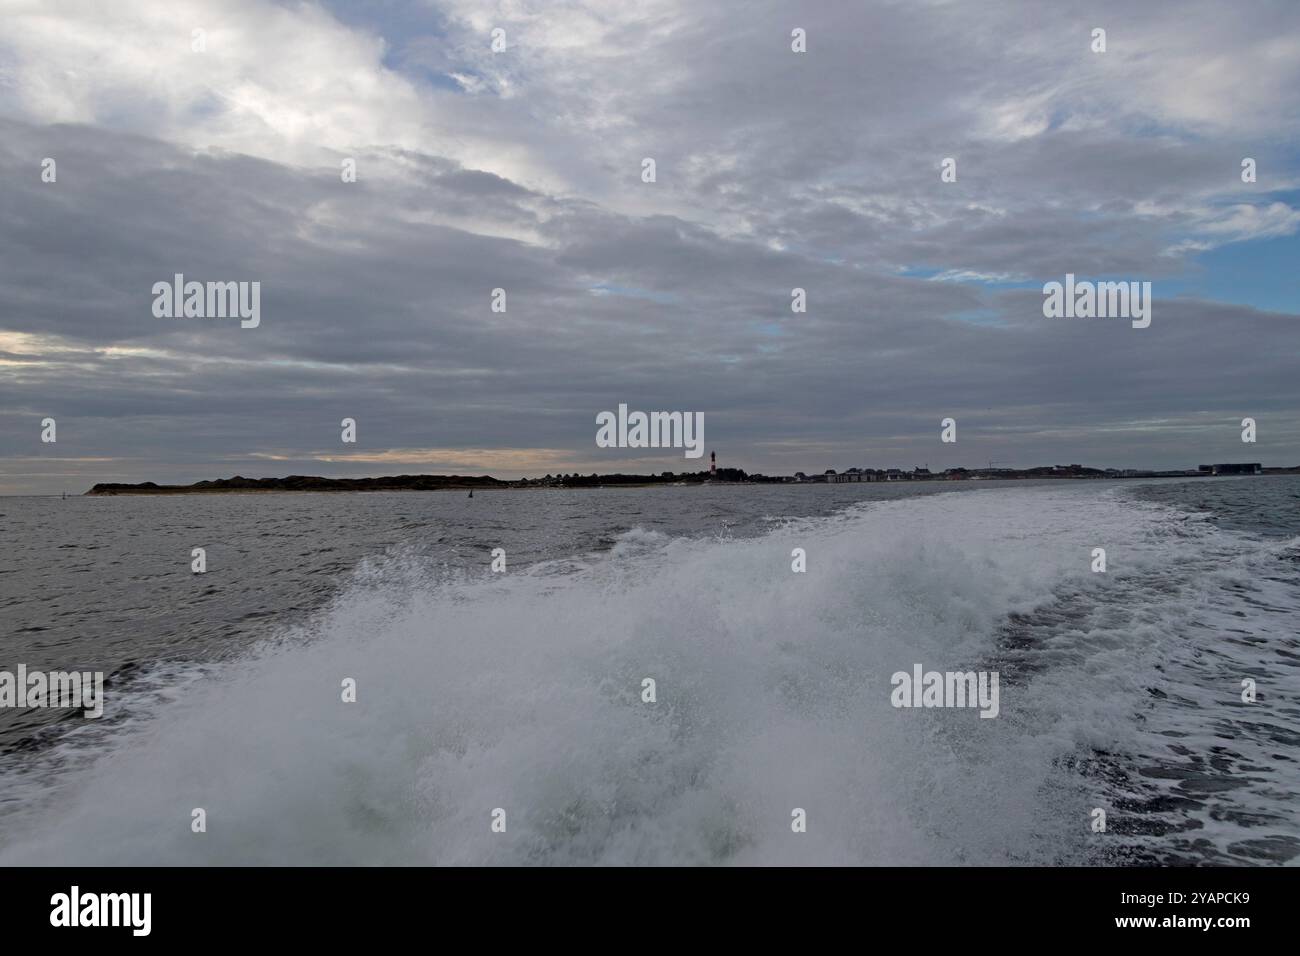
[67,459,1288,496]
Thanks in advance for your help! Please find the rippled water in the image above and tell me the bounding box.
[0,477,1296,865]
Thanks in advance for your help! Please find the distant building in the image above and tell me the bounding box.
[1209,463,1262,475]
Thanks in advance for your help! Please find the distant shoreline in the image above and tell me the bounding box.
[80,467,1298,496]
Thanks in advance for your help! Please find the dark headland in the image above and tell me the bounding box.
[84,463,1298,495]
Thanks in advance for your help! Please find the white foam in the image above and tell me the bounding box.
[0,485,1291,864]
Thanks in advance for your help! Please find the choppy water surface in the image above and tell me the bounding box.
[1,477,1296,865]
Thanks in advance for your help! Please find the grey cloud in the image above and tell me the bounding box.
[1,1,1299,493]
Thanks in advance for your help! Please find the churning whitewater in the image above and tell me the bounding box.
[0,483,1296,865]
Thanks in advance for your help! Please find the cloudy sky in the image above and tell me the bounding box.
[2,0,1298,494]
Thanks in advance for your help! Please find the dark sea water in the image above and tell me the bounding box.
[1,477,1297,865]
